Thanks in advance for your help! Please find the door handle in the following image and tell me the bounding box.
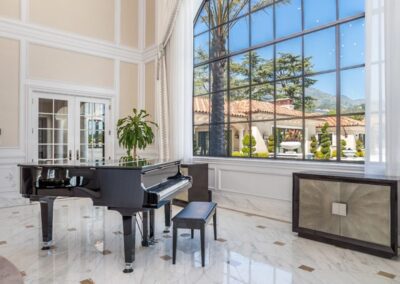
[76,150,80,160]
[69,150,72,161]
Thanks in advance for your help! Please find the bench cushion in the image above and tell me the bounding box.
[173,201,217,222]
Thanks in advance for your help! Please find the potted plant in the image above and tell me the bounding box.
[280,129,302,152]
[117,108,158,161]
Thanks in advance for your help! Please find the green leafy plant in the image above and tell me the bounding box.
[310,135,318,155]
[267,135,275,153]
[355,139,365,157]
[317,123,331,160]
[241,134,256,156]
[117,109,158,160]
[340,139,347,157]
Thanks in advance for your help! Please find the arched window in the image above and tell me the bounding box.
[193,0,365,162]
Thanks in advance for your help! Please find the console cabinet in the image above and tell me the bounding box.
[293,172,399,258]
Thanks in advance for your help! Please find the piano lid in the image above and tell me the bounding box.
[18,159,181,171]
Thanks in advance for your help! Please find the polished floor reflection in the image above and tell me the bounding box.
[0,198,399,284]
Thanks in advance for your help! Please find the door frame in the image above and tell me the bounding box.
[27,88,115,163]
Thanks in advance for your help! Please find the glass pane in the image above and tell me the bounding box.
[304,0,336,30]
[276,78,303,113]
[92,131,105,144]
[39,99,53,113]
[229,16,250,52]
[54,130,68,144]
[211,59,228,92]
[251,0,273,11]
[39,129,53,144]
[340,18,365,68]
[80,102,92,115]
[194,65,210,95]
[251,6,273,46]
[193,126,209,156]
[230,87,250,123]
[209,123,229,156]
[229,0,248,20]
[252,46,274,84]
[210,92,228,124]
[80,130,90,144]
[275,119,303,159]
[92,144,105,161]
[80,145,88,160]
[230,123,250,157]
[194,33,209,64]
[194,95,210,125]
[305,117,336,160]
[54,145,68,159]
[54,100,68,115]
[339,115,365,161]
[341,67,365,114]
[250,121,273,158]
[275,0,302,39]
[305,72,336,116]
[230,53,250,88]
[38,145,53,160]
[211,0,229,26]
[80,116,89,130]
[94,104,105,117]
[39,114,53,129]
[194,2,210,35]
[304,27,336,74]
[276,37,302,79]
[54,115,68,129]
[251,84,274,122]
[211,24,228,58]
[339,0,365,19]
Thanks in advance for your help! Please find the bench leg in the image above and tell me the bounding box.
[191,229,194,239]
[213,211,217,241]
[172,226,177,264]
[200,224,205,267]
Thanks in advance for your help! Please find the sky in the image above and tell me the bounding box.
[194,0,365,103]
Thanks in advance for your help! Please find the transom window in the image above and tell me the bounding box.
[193,0,365,162]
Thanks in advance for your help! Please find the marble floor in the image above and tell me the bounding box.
[0,199,399,284]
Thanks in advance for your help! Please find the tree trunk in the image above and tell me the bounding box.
[209,28,226,157]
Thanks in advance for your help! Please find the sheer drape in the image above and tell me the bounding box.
[365,0,400,176]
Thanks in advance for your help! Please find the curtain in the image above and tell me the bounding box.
[365,0,400,176]
[156,0,202,160]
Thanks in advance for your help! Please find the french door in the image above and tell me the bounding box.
[30,93,112,164]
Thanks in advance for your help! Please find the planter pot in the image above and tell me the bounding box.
[343,149,356,157]
[280,141,301,152]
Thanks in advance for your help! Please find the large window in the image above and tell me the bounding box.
[193,0,365,162]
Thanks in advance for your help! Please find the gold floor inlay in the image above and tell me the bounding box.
[102,250,112,255]
[160,255,172,261]
[67,228,77,232]
[298,265,314,272]
[273,241,285,246]
[113,231,122,235]
[218,206,291,224]
[0,241,7,245]
[25,225,34,228]
[20,271,26,277]
[80,279,95,284]
[256,225,266,229]
[83,216,91,219]
[377,271,396,279]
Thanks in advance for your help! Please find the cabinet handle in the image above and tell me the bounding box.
[76,150,80,160]
[69,150,72,161]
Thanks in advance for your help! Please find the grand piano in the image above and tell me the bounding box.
[18,159,192,273]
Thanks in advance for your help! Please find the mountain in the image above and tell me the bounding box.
[305,87,365,114]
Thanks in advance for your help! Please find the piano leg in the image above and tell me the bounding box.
[164,201,172,233]
[39,197,56,250]
[122,214,136,273]
[150,209,155,243]
[142,211,149,247]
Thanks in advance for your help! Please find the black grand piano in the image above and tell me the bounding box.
[18,159,192,273]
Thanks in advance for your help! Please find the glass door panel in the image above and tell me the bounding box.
[37,98,71,165]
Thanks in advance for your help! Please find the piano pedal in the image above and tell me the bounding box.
[163,227,170,233]
[123,263,134,273]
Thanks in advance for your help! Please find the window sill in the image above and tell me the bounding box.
[191,156,364,174]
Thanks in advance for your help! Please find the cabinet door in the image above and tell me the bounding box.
[340,182,391,246]
[299,179,341,235]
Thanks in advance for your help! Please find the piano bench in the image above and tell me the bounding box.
[172,201,217,267]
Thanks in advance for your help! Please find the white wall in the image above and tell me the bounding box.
[0,0,159,208]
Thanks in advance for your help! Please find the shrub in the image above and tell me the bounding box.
[267,135,274,153]
[340,139,347,157]
[319,122,331,160]
[355,139,365,157]
[242,134,256,156]
[232,151,242,157]
[254,152,269,158]
[310,135,318,155]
